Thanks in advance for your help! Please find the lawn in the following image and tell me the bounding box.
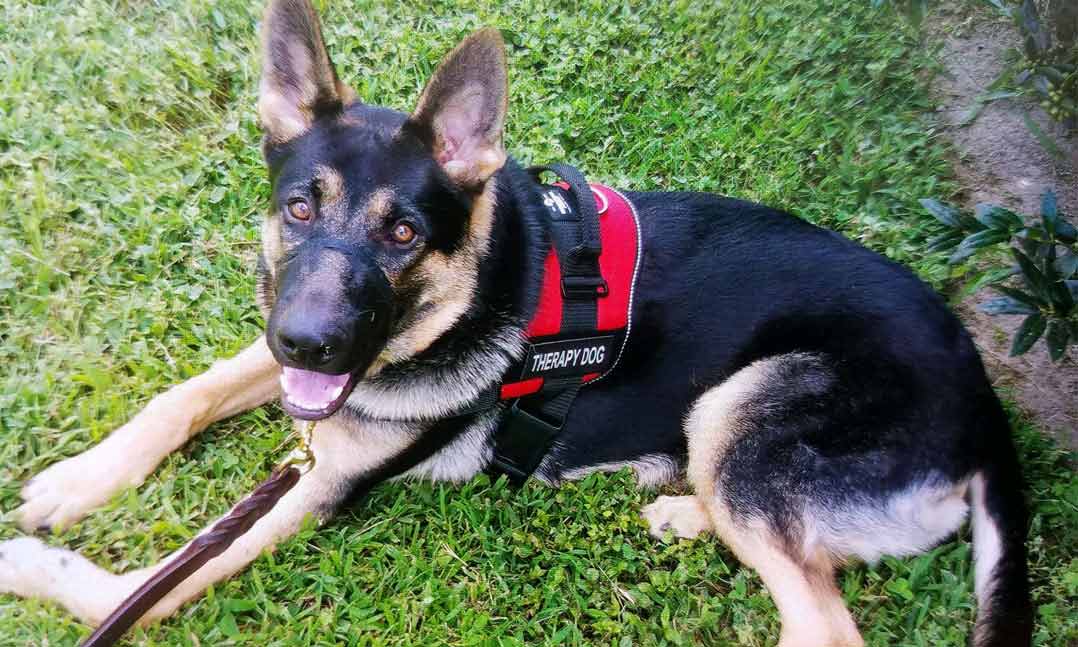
[1,0,1075,645]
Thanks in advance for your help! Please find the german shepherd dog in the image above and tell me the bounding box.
[0,1,1032,645]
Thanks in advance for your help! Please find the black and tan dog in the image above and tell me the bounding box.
[0,1,1032,645]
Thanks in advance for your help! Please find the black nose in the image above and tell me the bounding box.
[275,325,347,371]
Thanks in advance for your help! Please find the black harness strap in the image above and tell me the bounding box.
[489,165,607,483]
[531,163,607,305]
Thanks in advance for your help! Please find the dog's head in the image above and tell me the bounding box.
[256,0,509,420]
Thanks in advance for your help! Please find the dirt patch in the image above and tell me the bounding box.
[931,9,1078,449]
[934,13,1078,213]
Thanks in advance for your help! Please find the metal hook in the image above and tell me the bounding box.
[279,420,317,474]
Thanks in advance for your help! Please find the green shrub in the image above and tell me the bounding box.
[922,190,1078,360]
[873,0,1077,135]
[985,0,1078,131]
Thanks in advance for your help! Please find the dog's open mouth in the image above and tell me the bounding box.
[279,367,359,420]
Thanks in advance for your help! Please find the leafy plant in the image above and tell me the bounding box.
[922,190,1078,360]
[872,0,1077,141]
[982,0,1078,132]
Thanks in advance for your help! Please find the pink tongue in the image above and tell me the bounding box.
[281,367,351,407]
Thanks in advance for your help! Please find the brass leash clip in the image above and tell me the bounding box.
[280,420,317,474]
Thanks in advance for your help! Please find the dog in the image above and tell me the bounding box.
[0,1,1033,645]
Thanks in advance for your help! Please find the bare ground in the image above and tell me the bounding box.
[932,8,1078,449]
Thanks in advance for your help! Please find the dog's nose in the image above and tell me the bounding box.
[275,325,346,370]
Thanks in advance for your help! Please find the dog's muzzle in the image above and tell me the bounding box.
[266,239,392,419]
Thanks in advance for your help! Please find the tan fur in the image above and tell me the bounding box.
[314,164,346,205]
[337,84,357,106]
[258,84,311,144]
[14,337,280,532]
[710,513,862,647]
[337,110,365,128]
[641,357,864,647]
[376,178,498,365]
[129,415,415,623]
[641,495,712,539]
[261,213,284,284]
[684,358,772,496]
[365,186,395,224]
[13,338,278,530]
[557,454,680,488]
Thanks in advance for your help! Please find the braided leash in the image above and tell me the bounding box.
[80,421,318,647]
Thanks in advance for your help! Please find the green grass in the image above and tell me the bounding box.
[0,0,1075,644]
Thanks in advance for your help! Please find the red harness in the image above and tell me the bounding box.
[485,166,643,483]
[499,183,642,400]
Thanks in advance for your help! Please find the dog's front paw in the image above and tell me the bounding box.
[15,442,139,532]
[0,536,137,625]
[641,495,713,540]
[17,392,199,532]
[0,537,57,598]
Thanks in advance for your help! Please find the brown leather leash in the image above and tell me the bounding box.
[80,422,318,647]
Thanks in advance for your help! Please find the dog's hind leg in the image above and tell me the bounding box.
[644,354,864,647]
[15,335,280,532]
[1,415,410,626]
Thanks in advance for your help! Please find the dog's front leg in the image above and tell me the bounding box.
[0,416,413,627]
[16,335,280,532]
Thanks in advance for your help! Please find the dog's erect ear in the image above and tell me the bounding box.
[258,0,355,143]
[408,28,508,189]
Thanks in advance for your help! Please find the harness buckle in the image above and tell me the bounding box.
[489,400,565,485]
[561,275,609,300]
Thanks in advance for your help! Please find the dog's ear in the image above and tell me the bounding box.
[407,28,508,189]
[258,0,355,143]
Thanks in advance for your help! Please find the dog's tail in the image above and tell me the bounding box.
[968,421,1032,647]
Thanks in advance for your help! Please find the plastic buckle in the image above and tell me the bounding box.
[490,401,564,485]
[561,275,609,300]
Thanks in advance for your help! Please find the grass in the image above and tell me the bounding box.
[0,0,1075,644]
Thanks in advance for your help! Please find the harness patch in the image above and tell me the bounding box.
[518,335,617,381]
[542,189,572,216]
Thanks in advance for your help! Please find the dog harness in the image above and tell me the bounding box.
[488,164,642,482]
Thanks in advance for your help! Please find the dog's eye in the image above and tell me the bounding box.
[287,199,312,221]
[391,222,417,246]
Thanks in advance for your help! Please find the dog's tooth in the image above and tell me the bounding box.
[330,385,344,399]
[284,390,336,413]
[299,396,327,411]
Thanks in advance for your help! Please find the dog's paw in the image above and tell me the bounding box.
[16,443,140,532]
[0,536,137,625]
[641,495,712,541]
[0,537,58,598]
